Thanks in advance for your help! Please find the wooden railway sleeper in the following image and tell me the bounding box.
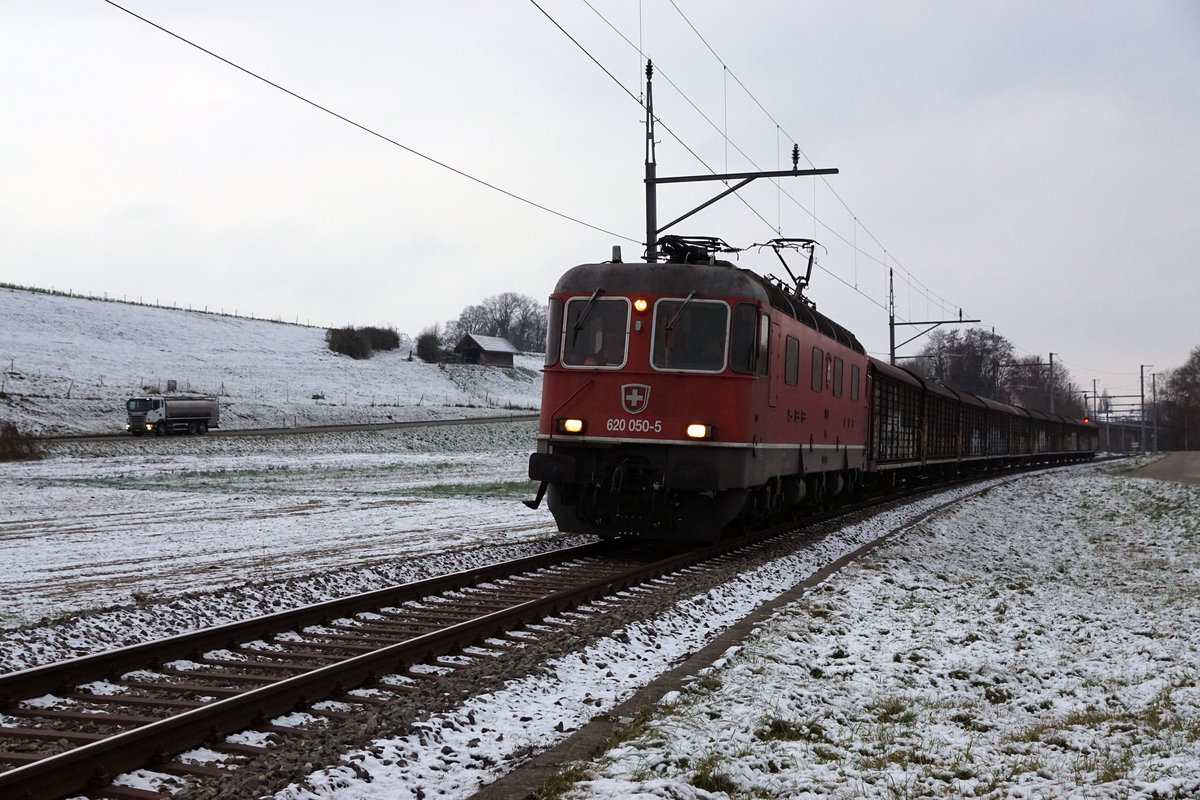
[93,784,167,800]
[5,707,161,726]
[272,639,381,655]
[324,620,437,636]
[297,631,412,646]
[0,752,45,766]
[213,741,272,759]
[67,692,207,710]
[159,667,279,685]
[156,761,231,780]
[119,679,243,698]
[0,726,107,744]
[219,652,337,669]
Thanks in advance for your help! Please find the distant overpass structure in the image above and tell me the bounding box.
[1095,417,1153,453]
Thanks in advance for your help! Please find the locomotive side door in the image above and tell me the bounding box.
[768,319,782,408]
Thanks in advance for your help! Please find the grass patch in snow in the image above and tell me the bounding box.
[687,753,738,794]
[532,762,595,800]
[407,479,540,501]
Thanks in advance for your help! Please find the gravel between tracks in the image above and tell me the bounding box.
[146,475,1025,799]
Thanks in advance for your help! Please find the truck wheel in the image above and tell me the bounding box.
[155,425,165,437]
[188,422,198,435]
[198,422,208,435]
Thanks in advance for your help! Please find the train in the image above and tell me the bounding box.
[526,235,1097,541]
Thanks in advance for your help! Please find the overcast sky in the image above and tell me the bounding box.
[3,1,1197,403]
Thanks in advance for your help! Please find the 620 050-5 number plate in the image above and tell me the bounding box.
[606,418,662,433]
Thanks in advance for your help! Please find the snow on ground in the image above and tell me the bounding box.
[564,466,1200,799]
[0,419,561,665]
[264,464,1200,800]
[0,286,542,435]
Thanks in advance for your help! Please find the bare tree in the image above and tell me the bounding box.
[445,292,547,352]
[1162,345,1200,449]
[913,328,1014,399]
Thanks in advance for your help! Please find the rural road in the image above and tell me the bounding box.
[43,413,540,444]
[1131,451,1200,486]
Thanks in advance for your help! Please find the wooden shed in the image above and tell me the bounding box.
[454,334,519,367]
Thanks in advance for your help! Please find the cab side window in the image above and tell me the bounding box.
[729,303,758,374]
[785,336,799,386]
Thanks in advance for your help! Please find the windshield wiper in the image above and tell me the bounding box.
[666,292,696,333]
[570,288,605,345]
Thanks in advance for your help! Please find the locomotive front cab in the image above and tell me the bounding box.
[530,260,771,540]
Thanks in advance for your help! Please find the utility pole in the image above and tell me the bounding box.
[889,269,895,365]
[887,275,978,365]
[1152,373,1159,452]
[1048,353,1055,414]
[1140,364,1151,452]
[644,61,657,262]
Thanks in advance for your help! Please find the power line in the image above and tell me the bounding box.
[659,0,961,317]
[569,0,950,321]
[100,0,640,245]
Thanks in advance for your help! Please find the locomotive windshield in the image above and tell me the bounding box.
[126,399,151,412]
[651,298,729,372]
[562,296,629,367]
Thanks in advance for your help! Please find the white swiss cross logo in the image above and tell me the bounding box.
[622,383,651,415]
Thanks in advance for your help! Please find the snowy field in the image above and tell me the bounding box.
[248,461,1198,800]
[560,463,1200,800]
[4,285,1196,797]
[0,420,555,659]
[0,286,543,435]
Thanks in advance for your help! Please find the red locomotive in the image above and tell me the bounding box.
[527,235,1097,542]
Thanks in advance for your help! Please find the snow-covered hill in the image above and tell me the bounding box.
[0,287,543,435]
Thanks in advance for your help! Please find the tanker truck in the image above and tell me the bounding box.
[125,396,219,436]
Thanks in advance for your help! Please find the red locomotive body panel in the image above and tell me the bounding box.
[530,257,870,539]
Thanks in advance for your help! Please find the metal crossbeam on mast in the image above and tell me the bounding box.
[888,270,979,365]
[642,61,837,261]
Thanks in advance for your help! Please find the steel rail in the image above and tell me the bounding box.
[0,541,607,703]
[0,537,738,799]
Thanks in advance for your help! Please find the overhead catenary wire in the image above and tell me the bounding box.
[100,0,640,246]
[570,0,948,321]
[658,0,962,319]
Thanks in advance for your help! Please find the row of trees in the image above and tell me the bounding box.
[909,328,1086,417]
[1152,345,1200,450]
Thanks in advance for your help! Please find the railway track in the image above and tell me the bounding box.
[0,523,786,800]
[0,459,1102,799]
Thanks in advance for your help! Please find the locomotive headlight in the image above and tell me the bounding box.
[633,298,648,313]
[685,423,713,440]
[558,418,585,434]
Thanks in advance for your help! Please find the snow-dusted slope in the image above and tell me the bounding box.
[0,287,542,435]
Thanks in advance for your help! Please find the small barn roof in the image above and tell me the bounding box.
[455,334,519,354]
